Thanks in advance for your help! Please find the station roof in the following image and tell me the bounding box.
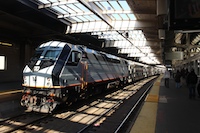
[29,0,161,65]
[1,0,199,67]
[0,0,200,68]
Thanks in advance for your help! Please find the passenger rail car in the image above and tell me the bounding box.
[21,41,160,113]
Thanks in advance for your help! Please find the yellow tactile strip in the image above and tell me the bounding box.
[154,81,160,86]
[130,75,162,133]
[145,94,159,102]
[130,102,157,133]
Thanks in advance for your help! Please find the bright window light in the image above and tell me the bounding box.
[52,6,67,14]
[119,1,131,10]
[127,14,136,20]
[0,56,6,70]
[49,0,57,2]
[110,1,122,10]
[101,1,113,10]
[68,4,82,13]
[39,0,49,4]
[119,14,129,20]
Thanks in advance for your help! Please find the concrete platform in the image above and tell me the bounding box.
[0,81,22,95]
[130,75,200,133]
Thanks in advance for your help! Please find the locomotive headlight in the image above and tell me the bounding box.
[48,90,55,97]
[46,77,52,86]
[49,93,55,97]
[24,88,32,94]
[47,77,51,81]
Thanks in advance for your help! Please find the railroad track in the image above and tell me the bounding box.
[0,76,157,133]
[77,76,156,133]
[0,113,49,133]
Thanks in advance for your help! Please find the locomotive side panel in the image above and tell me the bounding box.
[60,51,82,87]
[86,52,107,82]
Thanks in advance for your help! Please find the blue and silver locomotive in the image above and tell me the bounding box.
[21,41,158,113]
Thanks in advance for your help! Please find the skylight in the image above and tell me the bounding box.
[32,0,160,64]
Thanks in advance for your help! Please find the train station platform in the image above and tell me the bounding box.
[130,75,200,133]
[0,81,22,95]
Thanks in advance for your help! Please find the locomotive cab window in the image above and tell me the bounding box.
[67,51,81,66]
[44,50,61,60]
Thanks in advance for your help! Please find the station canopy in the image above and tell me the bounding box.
[32,0,161,65]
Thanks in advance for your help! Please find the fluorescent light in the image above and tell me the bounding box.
[0,42,12,47]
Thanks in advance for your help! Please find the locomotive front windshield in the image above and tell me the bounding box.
[39,50,61,69]
[28,49,62,70]
[44,50,60,60]
[28,50,43,70]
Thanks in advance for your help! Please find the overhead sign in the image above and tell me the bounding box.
[165,52,183,60]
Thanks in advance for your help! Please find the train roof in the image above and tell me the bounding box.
[37,41,154,67]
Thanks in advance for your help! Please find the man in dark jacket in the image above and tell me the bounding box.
[187,68,198,99]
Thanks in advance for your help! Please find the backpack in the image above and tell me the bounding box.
[190,73,198,84]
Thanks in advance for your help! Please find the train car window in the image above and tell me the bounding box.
[78,46,88,58]
[66,51,81,66]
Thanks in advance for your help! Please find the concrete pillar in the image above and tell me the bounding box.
[157,0,168,16]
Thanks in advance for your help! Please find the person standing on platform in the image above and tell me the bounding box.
[186,68,198,99]
[164,69,170,88]
[175,70,181,88]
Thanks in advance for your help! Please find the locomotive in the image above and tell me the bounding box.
[21,41,160,113]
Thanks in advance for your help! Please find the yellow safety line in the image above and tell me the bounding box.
[0,90,23,96]
[145,94,159,102]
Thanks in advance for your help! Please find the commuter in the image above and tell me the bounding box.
[174,70,181,88]
[183,68,189,86]
[164,69,170,88]
[180,68,185,85]
[197,81,200,98]
[186,68,198,99]
[181,68,185,78]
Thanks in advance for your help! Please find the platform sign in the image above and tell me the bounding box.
[170,0,200,30]
[165,52,183,60]
[0,56,6,70]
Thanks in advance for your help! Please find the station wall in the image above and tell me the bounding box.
[0,42,34,82]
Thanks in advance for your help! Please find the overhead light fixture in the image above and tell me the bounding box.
[0,42,12,47]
